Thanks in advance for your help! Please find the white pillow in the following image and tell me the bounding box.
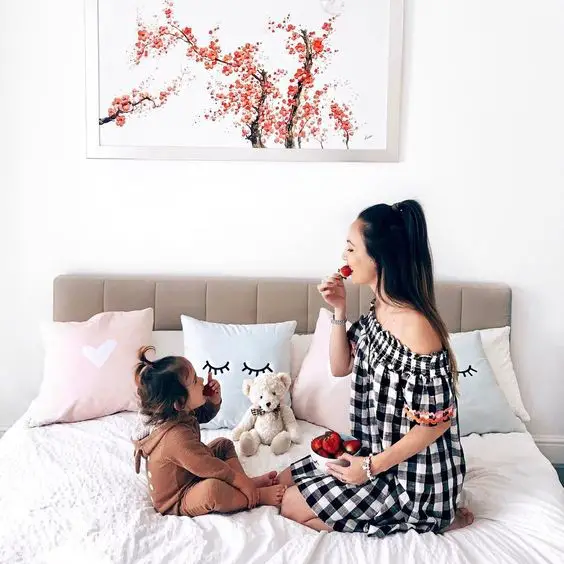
[180,316,297,429]
[476,326,530,422]
[151,330,311,383]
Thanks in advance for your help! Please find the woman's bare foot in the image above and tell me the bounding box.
[445,508,474,532]
[252,471,279,487]
[258,484,287,507]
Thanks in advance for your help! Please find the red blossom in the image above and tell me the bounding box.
[102,3,356,149]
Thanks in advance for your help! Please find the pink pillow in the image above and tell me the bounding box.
[27,308,154,427]
[291,308,352,435]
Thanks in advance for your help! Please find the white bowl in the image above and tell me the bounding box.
[310,433,361,474]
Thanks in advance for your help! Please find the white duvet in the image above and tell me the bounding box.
[1,413,563,564]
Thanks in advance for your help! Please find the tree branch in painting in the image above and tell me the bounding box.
[99,74,187,127]
[329,101,358,148]
[267,16,338,148]
[99,0,359,149]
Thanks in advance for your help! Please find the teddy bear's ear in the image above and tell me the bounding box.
[278,372,291,391]
[242,379,253,397]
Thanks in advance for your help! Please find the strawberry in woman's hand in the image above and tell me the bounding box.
[339,265,353,279]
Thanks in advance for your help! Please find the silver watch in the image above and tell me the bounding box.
[331,315,347,325]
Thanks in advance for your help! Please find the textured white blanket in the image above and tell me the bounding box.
[1,412,563,564]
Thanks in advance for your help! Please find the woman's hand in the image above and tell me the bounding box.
[318,273,346,312]
[326,454,375,486]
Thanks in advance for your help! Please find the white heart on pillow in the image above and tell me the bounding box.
[82,339,117,368]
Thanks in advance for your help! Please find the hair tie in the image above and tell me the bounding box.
[391,202,403,213]
[140,359,154,378]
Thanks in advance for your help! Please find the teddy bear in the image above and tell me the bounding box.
[232,372,301,456]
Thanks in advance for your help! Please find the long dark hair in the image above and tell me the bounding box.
[134,346,191,425]
[358,200,458,384]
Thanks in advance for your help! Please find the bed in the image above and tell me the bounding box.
[1,276,563,564]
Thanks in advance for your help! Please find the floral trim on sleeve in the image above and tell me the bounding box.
[403,405,455,426]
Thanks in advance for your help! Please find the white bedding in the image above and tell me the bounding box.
[1,413,563,564]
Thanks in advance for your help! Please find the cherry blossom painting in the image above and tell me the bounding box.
[85,0,404,161]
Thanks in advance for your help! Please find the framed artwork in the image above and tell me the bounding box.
[85,0,404,162]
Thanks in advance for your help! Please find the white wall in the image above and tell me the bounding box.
[1,1,563,458]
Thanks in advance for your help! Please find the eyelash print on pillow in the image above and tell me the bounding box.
[457,365,477,378]
[203,360,230,375]
[242,362,273,376]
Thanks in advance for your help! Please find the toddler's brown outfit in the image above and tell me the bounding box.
[133,402,247,517]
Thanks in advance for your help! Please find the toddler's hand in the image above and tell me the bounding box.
[205,372,222,405]
[238,476,259,509]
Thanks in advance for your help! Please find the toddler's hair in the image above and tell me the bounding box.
[134,346,190,426]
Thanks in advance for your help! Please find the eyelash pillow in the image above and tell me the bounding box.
[449,330,526,436]
[180,315,297,429]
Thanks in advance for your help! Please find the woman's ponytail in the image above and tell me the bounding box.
[393,200,434,302]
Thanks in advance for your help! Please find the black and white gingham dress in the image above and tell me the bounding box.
[290,303,465,537]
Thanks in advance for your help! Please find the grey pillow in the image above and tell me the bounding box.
[450,331,526,436]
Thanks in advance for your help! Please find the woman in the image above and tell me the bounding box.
[278,200,473,537]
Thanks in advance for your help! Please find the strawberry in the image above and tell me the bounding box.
[317,448,330,458]
[343,439,361,454]
[339,265,353,278]
[311,436,324,453]
[322,431,342,455]
[335,448,345,458]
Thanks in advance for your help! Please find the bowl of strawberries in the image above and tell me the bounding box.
[310,430,361,473]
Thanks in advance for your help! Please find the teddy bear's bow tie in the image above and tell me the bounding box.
[251,406,281,417]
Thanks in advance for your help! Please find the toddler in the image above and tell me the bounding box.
[132,346,286,517]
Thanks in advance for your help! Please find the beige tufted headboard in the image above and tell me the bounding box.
[52,275,511,334]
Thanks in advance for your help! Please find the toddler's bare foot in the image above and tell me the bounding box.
[252,471,278,487]
[445,508,474,532]
[258,484,287,507]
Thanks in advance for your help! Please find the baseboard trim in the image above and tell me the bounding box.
[533,435,564,464]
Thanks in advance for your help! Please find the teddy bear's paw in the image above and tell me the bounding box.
[271,431,292,455]
[290,430,302,444]
[240,432,260,456]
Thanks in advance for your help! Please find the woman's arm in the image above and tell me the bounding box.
[371,421,451,474]
[318,274,353,377]
[326,420,451,485]
[329,307,354,377]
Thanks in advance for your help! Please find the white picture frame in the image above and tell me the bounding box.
[85,0,404,162]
